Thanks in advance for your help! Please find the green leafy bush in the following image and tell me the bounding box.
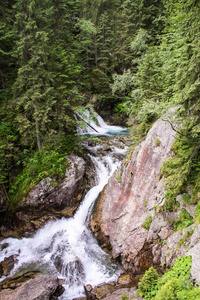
[138,267,159,299]
[161,256,191,282]
[137,256,200,300]
[155,256,193,300]
[154,278,179,300]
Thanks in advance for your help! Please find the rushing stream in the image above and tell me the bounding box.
[0,111,128,299]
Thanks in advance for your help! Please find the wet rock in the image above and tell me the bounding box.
[53,256,85,285]
[50,284,65,299]
[0,243,9,250]
[0,255,18,277]
[85,284,93,292]
[91,282,116,299]
[0,274,65,300]
[117,273,133,285]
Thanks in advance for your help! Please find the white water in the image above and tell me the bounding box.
[76,108,128,136]
[0,112,127,299]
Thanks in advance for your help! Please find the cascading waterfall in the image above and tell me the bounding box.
[0,111,128,299]
[76,107,127,136]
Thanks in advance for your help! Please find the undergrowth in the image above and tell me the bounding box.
[137,256,200,300]
[160,132,200,226]
[8,150,70,210]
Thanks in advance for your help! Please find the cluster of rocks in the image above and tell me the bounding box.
[73,273,143,300]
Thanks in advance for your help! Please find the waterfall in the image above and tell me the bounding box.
[76,108,128,136]
[0,111,127,299]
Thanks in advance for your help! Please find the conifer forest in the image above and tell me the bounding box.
[0,0,200,218]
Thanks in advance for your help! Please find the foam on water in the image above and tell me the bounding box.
[0,111,127,299]
[76,109,127,136]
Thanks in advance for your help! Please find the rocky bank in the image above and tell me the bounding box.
[0,155,90,238]
[1,108,200,299]
[90,108,200,282]
[0,273,65,300]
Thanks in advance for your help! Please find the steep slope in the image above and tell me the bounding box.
[90,108,200,280]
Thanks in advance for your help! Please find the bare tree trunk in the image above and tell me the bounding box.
[3,183,9,202]
[94,34,98,68]
[35,118,42,153]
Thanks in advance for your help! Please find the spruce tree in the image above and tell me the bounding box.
[13,0,56,153]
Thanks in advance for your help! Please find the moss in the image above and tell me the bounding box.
[116,174,122,183]
[142,215,152,230]
[178,229,194,248]
[155,138,161,147]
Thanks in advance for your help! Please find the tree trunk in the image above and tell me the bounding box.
[35,118,42,153]
[94,34,98,68]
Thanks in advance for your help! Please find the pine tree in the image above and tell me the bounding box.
[13,0,56,153]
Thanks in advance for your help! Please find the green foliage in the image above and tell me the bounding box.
[154,256,195,300]
[178,229,194,247]
[138,267,159,299]
[1,0,200,213]
[155,138,161,147]
[116,174,122,183]
[161,136,200,203]
[111,69,136,97]
[8,150,69,209]
[174,209,193,231]
[154,278,179,300]
[163,256,192,281]
[177,287,200,300]
[142,215,153,230]
[194,201,200,224]
[121,292,129,300]
[138,256,200,300]
[130,29,150,57]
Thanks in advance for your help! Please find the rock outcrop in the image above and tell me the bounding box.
[90,110,177,274]
[90,109,200,283]
[0,156,87,238]
[0,273,65,300]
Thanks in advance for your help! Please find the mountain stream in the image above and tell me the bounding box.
[0,111,128,299]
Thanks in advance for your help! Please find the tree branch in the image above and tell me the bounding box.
[162,118,199,143]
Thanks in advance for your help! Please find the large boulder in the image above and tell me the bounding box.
[0,156,87,238]
[0,274,65,300]
[20,155,86,211]
[90,110,177,274]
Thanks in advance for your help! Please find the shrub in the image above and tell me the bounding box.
[154,278,178,300]
[138,267,159,299]
[137,256,199,300]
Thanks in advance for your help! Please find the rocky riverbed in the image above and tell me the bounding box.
[1,109,200,299]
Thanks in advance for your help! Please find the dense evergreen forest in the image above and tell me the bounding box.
[0,0,200,209]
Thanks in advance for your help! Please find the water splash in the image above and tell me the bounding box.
[76,108,128,136]
[0,112,127,299]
